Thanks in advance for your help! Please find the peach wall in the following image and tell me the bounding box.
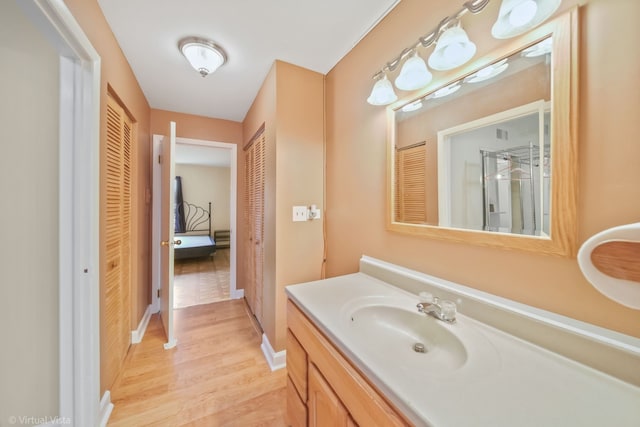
[242,61,325,351]
[325,0,640,337]
[150,109,243,143]
[63,0,152,392]
[243,64,277,342]
[274,62,325,351]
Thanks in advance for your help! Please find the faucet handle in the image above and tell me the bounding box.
[418,291,434,304]
[440,300,457,322]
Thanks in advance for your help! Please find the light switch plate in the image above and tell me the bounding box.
[292,206,308,222]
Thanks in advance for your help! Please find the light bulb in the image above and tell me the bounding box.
[509,0,538,27]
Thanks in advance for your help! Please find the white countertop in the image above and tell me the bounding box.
[286,272,640,427]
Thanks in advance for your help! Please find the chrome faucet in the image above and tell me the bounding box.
[416,293,456,323]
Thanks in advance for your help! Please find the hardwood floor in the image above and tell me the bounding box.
[108,299,287,426]
[173,248,231,309]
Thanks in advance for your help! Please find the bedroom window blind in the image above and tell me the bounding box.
[244,125,265,325]
[395,142,427,223]
[104,93,133,390]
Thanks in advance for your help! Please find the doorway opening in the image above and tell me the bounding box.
[173,142,233,308]
[151,136,240,317]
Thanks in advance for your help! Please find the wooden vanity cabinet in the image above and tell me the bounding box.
[286,299,410,427]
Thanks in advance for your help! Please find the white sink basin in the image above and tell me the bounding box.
[346,303,467,372]
[339,295,500,381]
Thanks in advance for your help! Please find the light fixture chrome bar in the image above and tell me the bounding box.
[372,0,491,80]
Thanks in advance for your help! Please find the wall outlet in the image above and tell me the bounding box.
[292,206,308,222]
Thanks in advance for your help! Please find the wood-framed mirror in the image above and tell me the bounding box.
[387,8,578,257]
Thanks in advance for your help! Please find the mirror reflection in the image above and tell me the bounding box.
[393,37,552,237]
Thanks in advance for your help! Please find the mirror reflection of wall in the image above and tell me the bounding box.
[394,37,551,237]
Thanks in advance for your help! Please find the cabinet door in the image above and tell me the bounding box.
[308,363,349,427]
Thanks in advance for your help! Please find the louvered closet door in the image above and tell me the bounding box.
[252,133,265,324]
[104,94,132,390]
[244,145,256,315]
[395,143,427,223]
[244,127,265,324]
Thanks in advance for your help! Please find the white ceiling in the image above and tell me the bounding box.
[98,0,400,122]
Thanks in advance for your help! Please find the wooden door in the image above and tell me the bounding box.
[308,363,349,427]
[159,121,177,349]
[103,94,132,389]
[244,127,265,324]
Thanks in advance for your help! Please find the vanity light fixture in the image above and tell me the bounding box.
[428,25,477,71]
[394,51,433,91]
[464,58,509,83]
[492,0,561,39]
[179,37,227,77]
[366,0,490,106]
[366,74,398,106]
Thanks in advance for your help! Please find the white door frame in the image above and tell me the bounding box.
[151,136,241,313]
[20,0,103,425]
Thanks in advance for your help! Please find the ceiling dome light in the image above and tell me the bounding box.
[464,59,509,83]
[395,52,433,91]
[179,37,226,77]
[492,0,561,39]
[428,26,477,71]
[367,75,398,106]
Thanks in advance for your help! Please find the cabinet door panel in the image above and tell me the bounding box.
[287,329,308,401]
[308,363,348,427]
[287,376,307,427]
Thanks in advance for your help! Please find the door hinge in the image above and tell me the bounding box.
[158,155,162,164]
[157,289,160,298]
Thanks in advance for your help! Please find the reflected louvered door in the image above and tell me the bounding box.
[104,94,132,390]
[244,127,265,325]
[395,144,427,223]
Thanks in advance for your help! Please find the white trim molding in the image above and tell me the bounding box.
[231,288,245,299]
[99,391,113,427]
[131,305,153,344]
[260,333,286,371]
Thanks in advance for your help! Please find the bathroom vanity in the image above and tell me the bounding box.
[285,256,640,427]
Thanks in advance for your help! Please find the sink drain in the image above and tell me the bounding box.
[413,342,427,353]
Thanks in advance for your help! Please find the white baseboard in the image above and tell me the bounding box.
[260,333,286,371]
[99,390,113,427]
[231,288,245,299]
[131,304,152,344]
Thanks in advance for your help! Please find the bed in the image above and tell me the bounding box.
[174,201,216,260]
